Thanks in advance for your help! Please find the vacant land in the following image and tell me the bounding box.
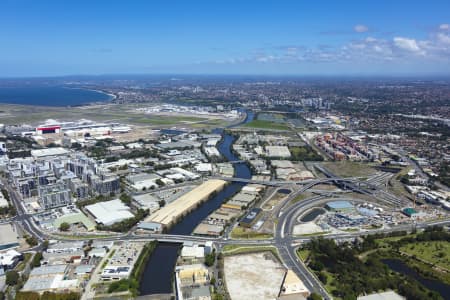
[224,252,285,300]
[230,226,272,239]
[321,161,377,178]
[243,119,290,131]
[293,222,326,236]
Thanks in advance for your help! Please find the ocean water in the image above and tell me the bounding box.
[0,86,112,106]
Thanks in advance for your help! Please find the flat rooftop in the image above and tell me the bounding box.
[147,180,226,226]
[357,291,405,300]
[0,224,19,250]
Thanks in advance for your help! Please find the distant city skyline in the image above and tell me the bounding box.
[1,0,450,77]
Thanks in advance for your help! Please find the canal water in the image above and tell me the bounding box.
[300,208,325,222]
[382,259,450,300]
[139,111,254,295]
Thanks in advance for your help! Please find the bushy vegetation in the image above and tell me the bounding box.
[59,222,70,231]
[302,228,449,300]
[24,234,38,247]
[5,270,19,286]
[32,252,43,268]
[108,278,138,293]
[205,250,216,267]
[289,146,324,161]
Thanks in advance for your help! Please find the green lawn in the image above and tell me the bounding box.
[297,248,311,261]
[15,253,32,272]
[400,241,450,271]
[243,120,290,131]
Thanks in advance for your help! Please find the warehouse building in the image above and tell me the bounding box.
[85,199,134,226]
[325,201,354,212]
[147,180,226,227]
[0,224,19,251]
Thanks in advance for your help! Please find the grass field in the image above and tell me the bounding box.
[400,241,450,271]
[230,226,272,239]
[321,161,377,178]
[289,192,313,205]
[242,120,290,131]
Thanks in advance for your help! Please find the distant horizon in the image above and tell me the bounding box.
[2,72,450,81]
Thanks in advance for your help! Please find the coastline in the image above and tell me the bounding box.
[0,85,115,107]
[64,86,117,102]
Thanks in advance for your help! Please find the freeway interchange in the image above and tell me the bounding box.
[6,168,450,300]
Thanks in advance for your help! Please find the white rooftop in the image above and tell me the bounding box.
[85,199,134,226]
[357,291,405,300]
[31,147,70,158]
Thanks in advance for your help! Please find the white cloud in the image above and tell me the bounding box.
[354,24,369,33]
[439,24,449,30]
[393,37,424,54]
[437,33,450,44]
[256,55,276,62]
[210,26,450,66]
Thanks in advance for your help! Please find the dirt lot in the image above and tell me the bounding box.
[224,252,286,300]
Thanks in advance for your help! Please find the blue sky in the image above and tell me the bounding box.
[1,0,450,76]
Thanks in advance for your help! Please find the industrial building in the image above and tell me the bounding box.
[0,224,19,251]
[85,199,134,226]
[357,291,405,300]
[0,249,23,273]
[22,264,79,294]
[402,207,418,218]
[265,146,291,158]
[147,180,226,227]
[325,200,354,212]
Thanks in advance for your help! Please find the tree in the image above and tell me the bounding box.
[42,240,49,251]
[158,199,166,207]
[120,193,132,205]
[308,293,323,300]
[25,235,38,247]
[205,251,216,267]
[318,271,328,284]
[5,270,19,285]
[32,252,43,268]
[59,222,70,231]
[210,277,216,285]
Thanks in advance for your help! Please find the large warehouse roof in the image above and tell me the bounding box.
[0,224,19,251]
[31,147,70,158]
[326,200,354,210]
[147,180,226,226]
[85,199,134,226]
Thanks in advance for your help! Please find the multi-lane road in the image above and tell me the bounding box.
[5,171,450,299]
